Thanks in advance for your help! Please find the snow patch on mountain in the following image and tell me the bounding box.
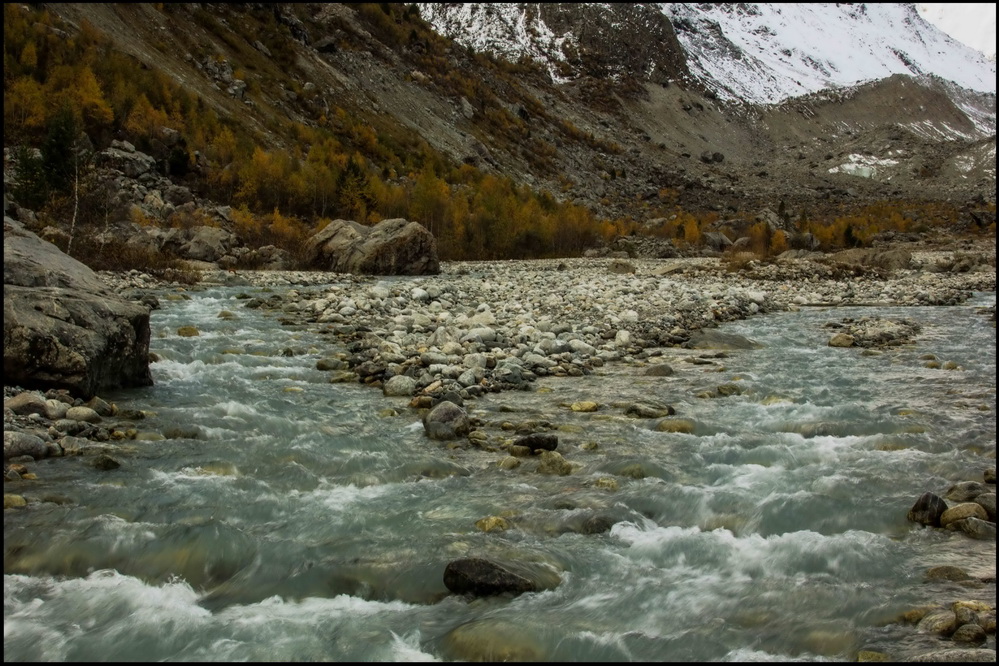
[917,3,996,60]
[419,3,996,105]
[664,3,995,104]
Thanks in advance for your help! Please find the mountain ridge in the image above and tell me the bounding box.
[5,2,995,266]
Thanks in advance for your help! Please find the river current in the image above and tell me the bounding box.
[4,282,996,661]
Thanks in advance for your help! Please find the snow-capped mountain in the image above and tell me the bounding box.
[917,2,996,60]
[419,3,997,105]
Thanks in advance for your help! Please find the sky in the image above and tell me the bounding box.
[916,3,997,59]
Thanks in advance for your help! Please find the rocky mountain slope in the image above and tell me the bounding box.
[16,3,999,237]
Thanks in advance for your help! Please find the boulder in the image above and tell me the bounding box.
[422,400,470,440]
[973,493,995,521]
[440,618,546,662]
[830,248,911,272]
[95,145,157,178]
[443,558,537,597]
[4,431,48,461]
[907,491,947,527]
[537,450,573,475]
[949,517,996,541]
[382,374,416,397]
[4,219,152,399]
[703,231,733,252]
[940,503,988,528]
[513,433,558,452]
[179,225,238,263]
[3,392,48,416]
[946,481,988,502]
[305,218,439,275]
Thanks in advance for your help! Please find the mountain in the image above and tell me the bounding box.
[421,3,996,104]
[917,2,997,60]
[415,2,996,213]
[4,3,995,264]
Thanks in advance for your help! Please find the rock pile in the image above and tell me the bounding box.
[3,385,150,505]
[229,254,992,410]
[907,469,997,541]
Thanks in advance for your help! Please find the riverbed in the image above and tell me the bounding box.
[4,264,996,661]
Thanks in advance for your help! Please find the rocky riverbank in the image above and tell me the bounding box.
[5,244,996,661]
[143,247,994,406]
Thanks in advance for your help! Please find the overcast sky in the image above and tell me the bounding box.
[917,3,997,58]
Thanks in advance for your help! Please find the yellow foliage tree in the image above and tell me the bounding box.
[124,93,169,140]
[683,216,702,247]
[770,229,789,255]
[4,77,47,138]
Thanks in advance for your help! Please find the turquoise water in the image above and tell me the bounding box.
[4,285,995,661]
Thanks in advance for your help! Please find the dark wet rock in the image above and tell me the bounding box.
[513,433,558,452]
[443,557,537,597]
[163,427,201,440]
[316,357,348,371]
[685,329,761,350]
[643,364,675,376]
[829,317,921,348]
[907,491,948,527]
[92,454,120,470]
[951,623,987,643]
[84,396,115,417]
[578,513,617,534]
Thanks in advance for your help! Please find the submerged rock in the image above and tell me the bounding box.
[443,557,537,597]
[440,618,546,662]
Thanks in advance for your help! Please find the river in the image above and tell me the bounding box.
[4,282,995,661]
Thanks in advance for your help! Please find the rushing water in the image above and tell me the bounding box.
[4,282,996,662]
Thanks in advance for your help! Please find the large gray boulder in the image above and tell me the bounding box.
[4,218,152,399]
[179,225,238,263]
[829,247,912,272]
[305,218,439,275]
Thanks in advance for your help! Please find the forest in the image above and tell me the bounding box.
[4,3,986,272]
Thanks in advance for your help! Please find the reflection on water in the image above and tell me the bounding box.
[4,288,995,661]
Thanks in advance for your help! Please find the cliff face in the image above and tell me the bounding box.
[34,3,999,222]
